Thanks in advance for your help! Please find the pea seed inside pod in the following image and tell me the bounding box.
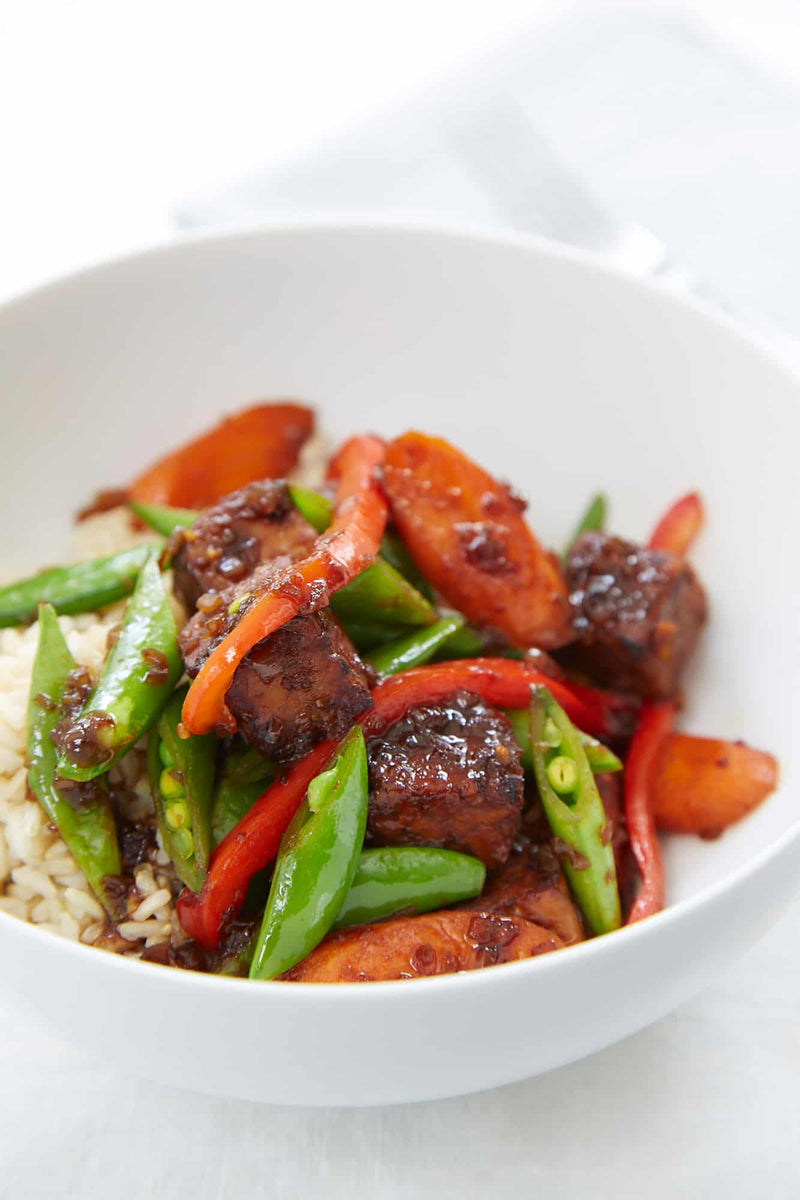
[546,754,579,795]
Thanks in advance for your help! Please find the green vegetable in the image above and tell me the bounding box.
[287,485,333,533]
[211,740,274,848]
[129,500,199,536]
[366,614,466,676]
[331,558,436,633]
[377,529,435,600]
[147,685,216,890]
[27,605,122,917]
[249,726,369,980]
[529,685,621,935]
[288,485,437,636]
[561,492,607,561]
[333,847,485,929]
[505,707,622,774]
[57,553,182,782]
[431,621,486,660]
[0,546,155,628]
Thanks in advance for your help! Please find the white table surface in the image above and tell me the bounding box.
[2,2,799,1194]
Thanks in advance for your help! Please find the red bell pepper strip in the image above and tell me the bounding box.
[648,492,704,557]
[180,436,388,735]
[362,659,635,740]
[178,657,637,947]
[624,700,675,923]
[129,402,314,510]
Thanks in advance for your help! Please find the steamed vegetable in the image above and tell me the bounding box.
[147,685,216,891]
[0,546,154,627]
[529,685,621,936]
[57,554,182,781]
[27,605,122,918]
[249,727,369,980]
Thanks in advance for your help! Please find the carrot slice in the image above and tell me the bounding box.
[382,432,572,649]
[653,733,778,837]
[129,402,314,509]
[648,492,704,557]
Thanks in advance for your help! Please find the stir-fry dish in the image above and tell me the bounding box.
[0,403,779,981]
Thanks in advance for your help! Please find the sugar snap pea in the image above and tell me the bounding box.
[505,706,622,774]
[529,685,621,935]
[147,685,216,891]
[129,500,199,537]
[249,726,368,980]
[333,847,485,929]
[27,605,123,918]
[57,553,182,782]
[366,614,465,677]
[0,545,155,628]
[211,740,275,848]
[561,492,607,561]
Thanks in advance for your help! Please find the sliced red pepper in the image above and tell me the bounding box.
[180,436,388,735]
[129,402,314,510]
[624,700,675,923]
[363,659,636,740]
[652,733,778,837]
[178,657,637,947]
[648,492,704,557]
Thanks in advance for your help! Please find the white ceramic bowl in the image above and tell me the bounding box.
[1,224,798,1107]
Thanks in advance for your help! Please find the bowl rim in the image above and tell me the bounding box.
[1,216,798,998]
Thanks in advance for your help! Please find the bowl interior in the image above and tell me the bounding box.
[1,223,797,913]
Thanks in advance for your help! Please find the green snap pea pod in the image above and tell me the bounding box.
[377,529,435,600]
[289,484,437,629]
[211,741,275,848]
[0,546,155,628]
[529,685,621,935]
[249,725,369,981]
[331,558,436,631]
[432,621,487,660]
[561,492,607,561]
[505,707,622,774]
[333,847,485,929]
[129,500,199,536]
[287,484,333,533]
[366,614,466,676]
[57,553,182,782]
[147,685,216,891]
[27,605,122,918]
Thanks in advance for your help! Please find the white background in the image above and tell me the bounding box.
[1,2,799,1196]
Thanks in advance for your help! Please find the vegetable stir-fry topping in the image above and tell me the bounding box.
[4,402,778,984]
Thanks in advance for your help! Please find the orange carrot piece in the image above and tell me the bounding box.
[382,432,572,649]
[653,733,778,838]
[129,402,314,509]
